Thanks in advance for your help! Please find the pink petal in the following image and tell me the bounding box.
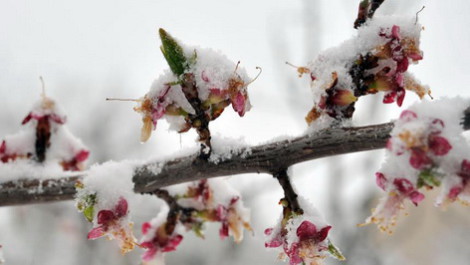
[316,225,332,242]
[21,113,33,125]
[448,186,463,200]
[216,205,226,221]
[383,91,396,104]
[408,52,423,61]
[296,221,317,241]
[87,226,105,239]
[399,110,417,122]
[409,191,425,206]
[393,178,415,195]
[232,92,246,117]
[265,233,283,248]
[376,172,388,190]
[230,196,240,206]
[391,25,401,39]
[395,73,404,87]
[431,119,445,131]
[264,228,274,236]
[75,150,89,162]
[265,239,283,248]
[429,136,452,156]
[114,197,128,218]
[396,88,405,107]
[97,210,115,225]
[209,88,223,96]
[141,246,158,262]
[396,58,409,73]
[219,222,229,240]
[162,235,183,252]
[461,159,470,176]
[386,139,393,151]
[142,222,152,235]
[409,148,432,169]
[0,141,6,154]
[49,113,66,124]
[201,70,210,82]
[287,243,302,265]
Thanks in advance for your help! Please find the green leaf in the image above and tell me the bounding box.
[192,222,205,239]
[83,206,94,222]
[328,240,346,261]
[418,169,441,188]
[159,28,188,77]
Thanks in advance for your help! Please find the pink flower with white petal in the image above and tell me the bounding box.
[87,197,137,254]
[265,198,344,265]
[140,221,184,262]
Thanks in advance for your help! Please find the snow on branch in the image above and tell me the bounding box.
[0,175,81,206]
[1,110,469,207]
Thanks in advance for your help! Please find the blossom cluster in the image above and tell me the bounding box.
[76,171,251,264]
[134,29,255,142]
[300,16,429,129]
[0,94,89,171]
[75,183,138,254]
[140,178,252,262]
[264,197,344,265]
[363,98,470,233]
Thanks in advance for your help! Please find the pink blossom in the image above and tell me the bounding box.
[140,222,184,262]
[265,220,336,265]
[87,198,137,254]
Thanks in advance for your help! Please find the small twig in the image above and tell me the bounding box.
[180,73,212,159]
[154,188,197,235]
[354,0,386,29]
[273,169,303,215]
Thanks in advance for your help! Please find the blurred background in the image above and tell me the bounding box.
[1,0,470,264]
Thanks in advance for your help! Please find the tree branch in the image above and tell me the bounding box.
[133,122,394,193]
[0,175,82,206]
[2,111,470,207]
